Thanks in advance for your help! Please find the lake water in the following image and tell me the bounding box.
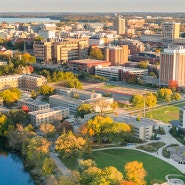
[0,140,35,185]
[0,17,60,23]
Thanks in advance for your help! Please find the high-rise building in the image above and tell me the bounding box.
[113,15,125,35]
[159,46,185,87]
[162,22,180,46]
[104,45,128,66]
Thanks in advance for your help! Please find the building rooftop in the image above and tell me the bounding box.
[19,98,49,106]
[69,59,110,65]
[49,94,83,103]
[28,106,69,116]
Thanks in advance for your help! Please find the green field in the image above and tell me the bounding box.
[90,149,183,185]
[145,102,185,123]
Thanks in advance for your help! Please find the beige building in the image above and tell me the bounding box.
[49,95,83,114]
[0,74,46,91]
[28,106,69,126]
[17,98,50,111]
[162,22,180,46]
[49,88,113,115]
[119,39,145,55]
[33,41,52,63]
[104,45,128,66]
[113,15,125,35]
[55,88,102,100]
[33,38,88,64]
[127,19,145,28]
[159,46,185,87]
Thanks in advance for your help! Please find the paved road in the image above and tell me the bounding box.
[50,152,71,176]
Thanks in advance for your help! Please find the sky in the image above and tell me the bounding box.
[1,0,185,12]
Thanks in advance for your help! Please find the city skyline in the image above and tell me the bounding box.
[1,0,185,12]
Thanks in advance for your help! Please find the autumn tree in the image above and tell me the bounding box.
[92,99,111,115]
[124,161,147,185]
[55,131,86,164]
[129,94,144,109]
[172,92,181,101]
[30,90,37,99]
[157,88,172,102]
[136,61,148,69]
[89,47,104,60]
[39,84,54,96]
[40,123,56,138]
[0,89,19,105]
[21,53,36,63]
[168,80,178,91]
[145,93,157,108]
[76,103,94,118]
[122,72,138,84]
[56,120,73,134]
[0,114,8,136]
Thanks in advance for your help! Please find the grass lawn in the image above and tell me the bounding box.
[145,102,185,123]
[90,149,183,185]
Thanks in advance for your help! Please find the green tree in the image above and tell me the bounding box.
[0,114,8,136]
[76,104,94,118]
[89,47,104,60]
[42,157,56,175]
[9,109,28,124]
[34,36,44,41]
[30,90,37,99]
[39,84,54,96]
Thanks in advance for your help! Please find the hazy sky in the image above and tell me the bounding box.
[1,0,185,12]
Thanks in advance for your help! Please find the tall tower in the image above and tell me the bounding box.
[159,46,185,87]
[113,15,125,35]
[162,22,180,46]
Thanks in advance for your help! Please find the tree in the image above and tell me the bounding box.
[34,36,44,41]
[172,92,181,101]
[122,72,138,84]
[56,120,73,134]
[157,88,172,102]
[55,131,86,164]
[168,80,178,91]
[30,90,37,99]
[76,104,94,118]
[0,90,19,105]
[124,161,147,185]
[9,87,22,99]
[145,93,157,108]
[39,84,54,96]
[89,47,104,60]
[40,123,56,138]
[21,53,36,63]
[129,94,144,109]
[42,157,56,175]
[0,114,8,136]
[92,99,111,115]
[136,61,148,69]
[9,109,28,124]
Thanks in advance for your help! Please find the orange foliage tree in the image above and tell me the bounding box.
[168,80,178,91]
[124,161,147,185]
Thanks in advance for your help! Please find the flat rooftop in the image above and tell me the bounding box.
[69,59,110,65]
[18,98,49,106]
[29,106,69,115]
[49,95,83,103]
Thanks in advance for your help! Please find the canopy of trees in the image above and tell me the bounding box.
[76,104,94,118]
[39,84,54,96]
[89,47,104,60]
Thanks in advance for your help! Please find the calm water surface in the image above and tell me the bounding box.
[0,139,35,185]
[0,17,60,23]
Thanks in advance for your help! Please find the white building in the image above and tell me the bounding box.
[95,66,148,81]
[28,106,69,126]
[38,30,56,39]
[17,98,50,111]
